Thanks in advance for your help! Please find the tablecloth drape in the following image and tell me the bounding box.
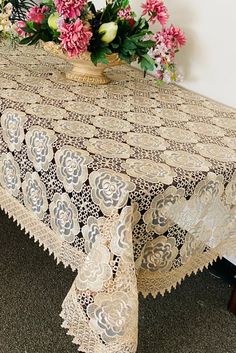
[0,44,236,353]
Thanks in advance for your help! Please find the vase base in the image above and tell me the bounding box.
[64,70,111,85]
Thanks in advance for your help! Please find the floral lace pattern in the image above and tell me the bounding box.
[1,109,27,152]
[126,132,169,151]
[85,138,131,159]
[122,158,177,184]
[22,172,48,220]
[53,120,96,138]
[125,112,162,126]
[141,236,178,272]
[0,152,21,196]
[0,44,236,353]
[25,103,69,120]
[143,186,185,234]
[161,150,212,172]
[49,192,80,243]
[26,126,57,171]
[89,169,135,216]
[91,116,131,132]
[55,146,93,193]
[87,292,133,343]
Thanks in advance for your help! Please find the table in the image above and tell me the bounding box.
[0,44,236,353]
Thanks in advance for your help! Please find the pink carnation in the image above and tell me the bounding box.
[26,6,49,24]
[118,6,133,20]
[15,20,27,37]
[55,0,87,19]
[142,0,169,25]
[155,25,186,52]
[164,24,186,48]
[59,19,92,57]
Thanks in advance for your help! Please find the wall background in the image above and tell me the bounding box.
[94,0,236,108]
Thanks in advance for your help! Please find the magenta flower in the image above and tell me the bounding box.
[15,20,27,37]
[26,6,50,24]
[142,0,169,25]
[155,25,186,52]
[55,0,87,19]
[118,6,133,20]
[59,19,92,57]
[163,24,186,48]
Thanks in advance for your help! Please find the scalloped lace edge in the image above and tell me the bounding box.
[0,186,85,272]
[137,237,236,298]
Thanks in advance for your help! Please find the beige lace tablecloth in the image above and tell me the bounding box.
[0,44,236,353]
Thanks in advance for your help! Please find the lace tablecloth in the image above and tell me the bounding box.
[0,44,236,353]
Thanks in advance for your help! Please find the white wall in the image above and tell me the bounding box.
[94,0,236,108]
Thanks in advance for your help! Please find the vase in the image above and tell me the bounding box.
[43,42,122,85]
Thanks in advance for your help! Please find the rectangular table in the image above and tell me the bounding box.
[0,43,236,353]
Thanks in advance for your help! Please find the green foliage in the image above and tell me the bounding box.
[91,46,112,65]
[19,7,59,46]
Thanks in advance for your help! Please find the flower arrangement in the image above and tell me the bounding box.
[15,0,186,83]
[0,1,13,39]
[0,0,37,43]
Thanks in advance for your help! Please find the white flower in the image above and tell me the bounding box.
[163,70,171,84]
[89,168,135,216]
[55,146,93,193]
[49,193,80,243]
[225,171,236,206]
[143,186,185,234]
[22,172,48,220]
[4,3,13,15]
[87,292,132,343]
[122,158,177,185]
[76,244,112,291]
[193,172,224,203]
[25,126,57,171]
[99,22,118,44]
[110,206,135,261]
[141,236,178,272]
[1,109,27,152]
[0,152,21,196]
[180,233,206,265]
[82,216,106,254]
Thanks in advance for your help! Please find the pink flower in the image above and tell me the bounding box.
[15,20,27,37]
[55,0,87,19]
[59,19,92,57]
[155,25,186,52]
[142,0,169,25]
[26,6,50,24]
[118,6,133,20]
[164,24,186,47]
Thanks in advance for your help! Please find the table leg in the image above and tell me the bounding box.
[228,285,236,315]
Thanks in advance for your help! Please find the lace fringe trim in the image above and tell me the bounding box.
[60,280,138,353]
[0,186,85,272]
[137,237,236,298]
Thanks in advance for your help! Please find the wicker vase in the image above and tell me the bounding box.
[43,42,122,85]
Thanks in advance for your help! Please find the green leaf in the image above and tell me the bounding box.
[135,40,155,50]
[111,43,120,49]
[19,36,35,45]
[91,47,112,65]
[123,38,137,50]
[29,33,41,45]
[40,0,54,6]
[139,54,156,72]
[121,0,129,8]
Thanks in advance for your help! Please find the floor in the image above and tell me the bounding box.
[0,210,236,353]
